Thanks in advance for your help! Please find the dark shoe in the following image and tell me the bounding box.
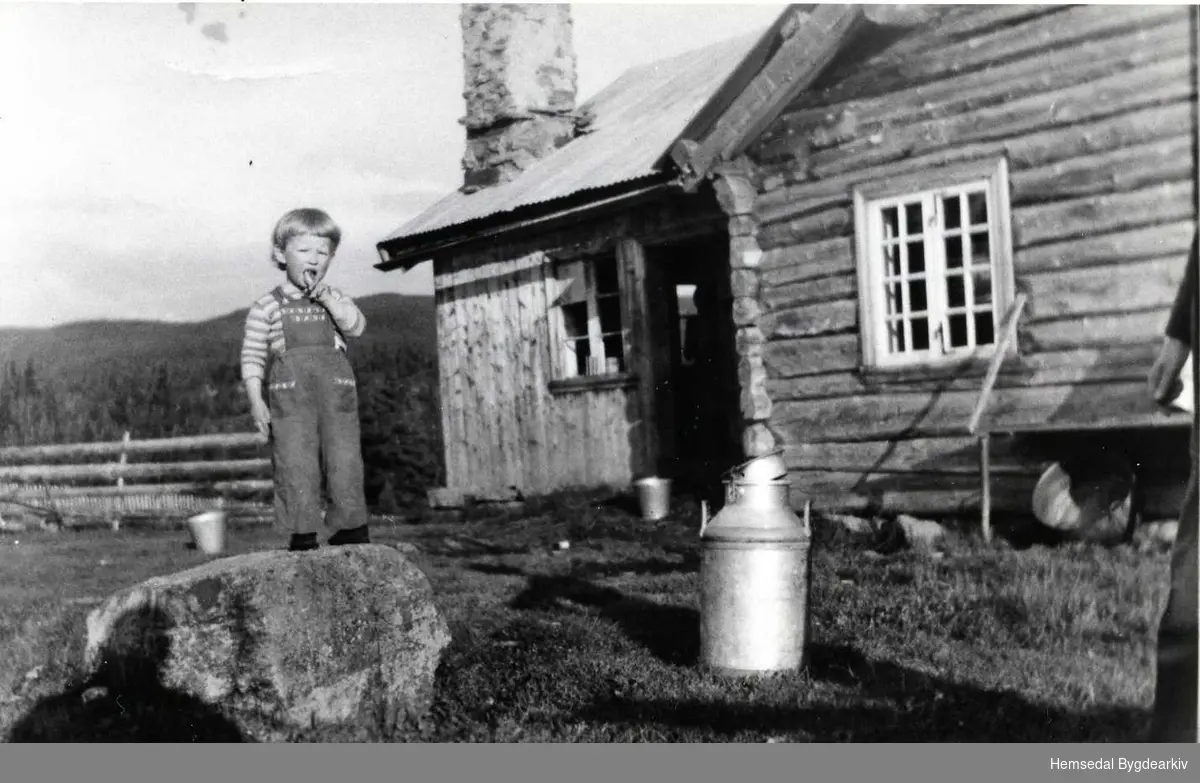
[328,525,370,546]
[288,533,318,552]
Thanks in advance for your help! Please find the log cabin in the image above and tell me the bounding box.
[377,3,1197,530]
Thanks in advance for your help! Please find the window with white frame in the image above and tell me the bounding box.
[550,254,626,379]
[853,158,1014,369]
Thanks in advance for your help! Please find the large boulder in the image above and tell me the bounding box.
[79,544,449,741]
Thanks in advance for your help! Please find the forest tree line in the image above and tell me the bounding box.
[0,339,445,512]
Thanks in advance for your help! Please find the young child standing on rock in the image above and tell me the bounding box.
[240,208,371,552]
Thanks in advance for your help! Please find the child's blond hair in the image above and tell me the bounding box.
[271,208,342,268]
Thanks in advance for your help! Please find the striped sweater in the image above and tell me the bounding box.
[240,282,366,382]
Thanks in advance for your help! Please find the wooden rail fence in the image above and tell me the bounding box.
[0,432,274,528]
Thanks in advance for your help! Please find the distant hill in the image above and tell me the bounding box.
[0,293,437,379]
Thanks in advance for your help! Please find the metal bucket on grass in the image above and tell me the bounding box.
[187,509,227,555]
[634,477,672,521]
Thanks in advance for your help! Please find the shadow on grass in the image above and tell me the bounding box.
[6,604,249,742]
[569,556,701,579]
[467,556,699,581]
[417,535,534,558]
[467,562,528,577]
[571,642,1148,742]
[511,573,699,666]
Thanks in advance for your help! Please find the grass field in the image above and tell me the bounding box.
[0,489,1174,742]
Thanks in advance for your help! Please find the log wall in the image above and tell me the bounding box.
[742,4,1197,517]
[432,192,726,496]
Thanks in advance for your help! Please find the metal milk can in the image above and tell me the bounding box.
[699,449,812,674]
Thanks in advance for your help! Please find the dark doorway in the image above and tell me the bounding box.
[646,235,743,499]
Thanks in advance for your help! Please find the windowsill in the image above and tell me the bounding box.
[858,350,1017,384]
[548,373,639,395]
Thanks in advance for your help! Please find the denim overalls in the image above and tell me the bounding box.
[266,287,368,536]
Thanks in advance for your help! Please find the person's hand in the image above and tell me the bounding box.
[1148,336,1189,405]
[250,397,272,437]
[306,282,332,303]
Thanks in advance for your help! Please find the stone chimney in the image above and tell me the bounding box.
[459,4,578,193]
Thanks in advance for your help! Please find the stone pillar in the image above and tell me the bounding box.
[712,161,776,458]
[459,4,578,193]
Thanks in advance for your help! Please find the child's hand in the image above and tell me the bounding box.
[307,283,332,303]
[250,397,272,437]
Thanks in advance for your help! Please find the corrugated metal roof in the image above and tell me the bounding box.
[380,27,768,246]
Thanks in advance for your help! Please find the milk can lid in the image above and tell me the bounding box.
[723,448,787,484]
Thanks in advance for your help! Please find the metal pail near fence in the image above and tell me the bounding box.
[187,509,227,555]
[633,477,672,521]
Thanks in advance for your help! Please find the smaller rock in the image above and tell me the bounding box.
[892,514,946,552]
[427,487,468,509]
[63,596,104,607]
[80,686,108,704]
[469,485,523,504]
[1140,520,1179,546]
[392,542,422,557]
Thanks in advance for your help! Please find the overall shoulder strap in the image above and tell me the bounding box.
[271,286,290,306]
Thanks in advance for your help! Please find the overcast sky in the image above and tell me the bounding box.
[0,1,787,328]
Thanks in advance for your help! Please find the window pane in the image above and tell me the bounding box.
[602,335,625,371]
[882,207,900,241]
[947,274,965,308]
[942,195,961,230]
[905,202,923,236]
[968,192,988,226]
[970,230,991,267]
[598,295,622,334]
[945,234,964,269]
[562,301,589,339]
[594,258,619,295]
[886,282,903,316]
[884,243,901,277]
[975,311,995,346]
[911,316,930,351]
[907,240,925,274]
[948,313,969,348]
[888,319,906,353]
[571,337,591,377]
[908,280,927,313]
[971,269,993,307]
[556,261,587,305]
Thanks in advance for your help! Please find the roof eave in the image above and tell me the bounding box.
[653,3,813,174]
[667,4,941,190]
[374,176,676,272]
[669,3,868,190]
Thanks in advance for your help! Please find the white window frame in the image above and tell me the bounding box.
[853,157,1016,370]
[548,253,627,380]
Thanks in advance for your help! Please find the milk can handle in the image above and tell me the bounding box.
[700,500,708,537]
[722,447,786,479]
